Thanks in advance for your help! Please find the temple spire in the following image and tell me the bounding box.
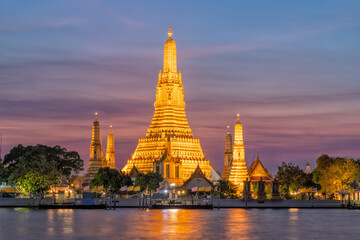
[234,114,244,145]
[229,114,248,191]
[223,125,233,180]
[106,125,116,169]
[85,113,105,185]
[163,26,177,73]
[168,26,172,38]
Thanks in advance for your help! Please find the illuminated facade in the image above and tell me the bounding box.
[85,113,116,184]
[228,114,249,189]
[248,155,272,182]
[105,125,116,169]
[122,27,212,185]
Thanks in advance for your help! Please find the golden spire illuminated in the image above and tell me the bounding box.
[163,26,177,73]
[122,27,212,185]
[106,125,116,169]
[229,114,248,190]
[168,26,172,38]
[85,113,105,184]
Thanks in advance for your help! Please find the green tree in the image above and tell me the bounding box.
[17,172,55,195]
[134,172,163,192]
[3,144,83,194]
[215,179,237,199]
[313,155,360,196]
[275,162,306,198]
[91,167,132,193]
[320,158,360,193]
[312,154,334,186]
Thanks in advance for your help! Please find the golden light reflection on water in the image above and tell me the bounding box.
[47,209,54,235]
[288,208,299,240]
[225,209,251,239]
[131,208,253,239]
[47,209,74,236]
[1,208,359,239]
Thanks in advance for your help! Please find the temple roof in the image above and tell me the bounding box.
[128,165,140,178]
[248,155,272,181]
[182,165,212,187]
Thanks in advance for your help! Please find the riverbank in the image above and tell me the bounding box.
[0,198,342,209]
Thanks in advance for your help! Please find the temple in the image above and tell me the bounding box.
[84,113,116,184]
[228,114,249,189]
[304,161,312,174]
[222,126,233,179]
[248,154,272,182]
[121,27,213,185]
[105,125,116,169]
[223,115,273,190]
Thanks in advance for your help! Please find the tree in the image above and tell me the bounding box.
[275,162,306,198]
[91,167,132,193]
[134,172,163,193]
[319,158,360,193]
[3,144,84,194]
[215,179,237,199]
[17,172,55,195]
[312,154,334,186]
[313,155,360,196]
[0,160,8,183]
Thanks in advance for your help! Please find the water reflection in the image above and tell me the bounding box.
[288,208,299,240]
[47,209,74,236]
[1,208,360,239]
[225,209,251,239]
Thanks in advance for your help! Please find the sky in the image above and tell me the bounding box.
[1,0,360,175]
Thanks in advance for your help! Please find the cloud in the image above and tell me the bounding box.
[0,17,87,32]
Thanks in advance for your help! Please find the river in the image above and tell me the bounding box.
[0,208,359,239]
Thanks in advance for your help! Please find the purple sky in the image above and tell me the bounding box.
[1,1,360,175]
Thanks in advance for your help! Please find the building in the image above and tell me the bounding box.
[222,126,233,179]
[121,27,213,186]
[228,114,249,189]
[181,165,213,192]
[248,155,272,182]
[223,115,272,192]
[304,161,312,174]
[84,113,116,184]
[105,125,116,169]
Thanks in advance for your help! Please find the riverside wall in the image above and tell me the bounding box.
[0,198,342,208]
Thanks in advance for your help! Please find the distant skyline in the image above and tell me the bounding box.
[1,1,360,174]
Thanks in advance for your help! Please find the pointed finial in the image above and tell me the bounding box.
[237,113,240,122]
[168,26,172,38]
[95,112,98,120]
[227,125,230,134]
[110,125,113,132]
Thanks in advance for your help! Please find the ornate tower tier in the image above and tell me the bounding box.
[222,126,233,180]
[122,27,212,185]
[85,113,106,184]
[105,125,116,169]
[229,114,249,190]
